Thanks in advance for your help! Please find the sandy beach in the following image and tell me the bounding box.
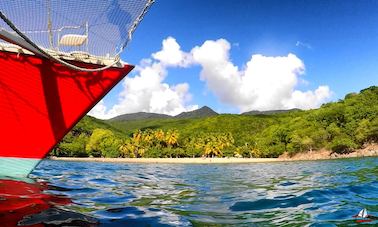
[49,144,378,164]
[49,157,283,164]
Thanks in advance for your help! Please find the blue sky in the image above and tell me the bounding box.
[91,0,378,118]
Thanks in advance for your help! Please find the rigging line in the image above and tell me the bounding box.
[119,0,154,53]
[47,0,53,49]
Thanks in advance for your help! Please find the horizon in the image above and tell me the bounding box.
[88,0,378,119]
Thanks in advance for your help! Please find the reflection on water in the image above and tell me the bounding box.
[1,157,377,226]
[0,178,97,226]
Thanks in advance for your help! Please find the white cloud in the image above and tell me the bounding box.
[88,100,108,120]
[284,86,331,109]
[89,37,331,119]
[296,41,312,49]
[152,36,192,67]
[88,37,197,119]
[191,39,331,112]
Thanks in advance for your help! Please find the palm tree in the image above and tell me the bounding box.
[165,129,179,148]
[132,130,142,143]
[119,140,136,158]
[142,130,153,146]
[154,129,165,141]
[153,129,165,147]
[120,133,148,158]
[203,141,223,157]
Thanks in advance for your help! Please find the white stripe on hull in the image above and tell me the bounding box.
[0,157,41,178]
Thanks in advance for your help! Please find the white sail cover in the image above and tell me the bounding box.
[0,0,153,58]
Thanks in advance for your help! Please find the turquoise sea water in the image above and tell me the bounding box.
[1,157,378,226]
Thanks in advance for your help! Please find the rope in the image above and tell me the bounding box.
[120,0,155,54]
[0,0,154,72]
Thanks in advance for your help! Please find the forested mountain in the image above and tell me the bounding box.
[174,106,218,119]
[53,86,378,158]
[109,112,171,121]
[109,106,218,122]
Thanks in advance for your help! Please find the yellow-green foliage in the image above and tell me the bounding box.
[55,86,378,158]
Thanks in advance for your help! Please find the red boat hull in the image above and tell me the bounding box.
[0,179,73,227]
[0,51,132,161]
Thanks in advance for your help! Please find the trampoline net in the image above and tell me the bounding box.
[0,0,153,58]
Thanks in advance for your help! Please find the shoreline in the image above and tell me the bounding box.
[47,155,377,164]
[48,157,283,164]
[48,144,378,164]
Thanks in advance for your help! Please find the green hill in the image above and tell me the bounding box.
[53,86,378,158]
[241,108,301,115]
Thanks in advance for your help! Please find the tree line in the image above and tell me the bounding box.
[52,86,378,158]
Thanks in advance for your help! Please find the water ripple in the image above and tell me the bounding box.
[5,157,374,226]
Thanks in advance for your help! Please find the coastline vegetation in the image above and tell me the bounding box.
[52,86,378,158]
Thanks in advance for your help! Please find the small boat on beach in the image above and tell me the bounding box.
[0,0,153,178]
